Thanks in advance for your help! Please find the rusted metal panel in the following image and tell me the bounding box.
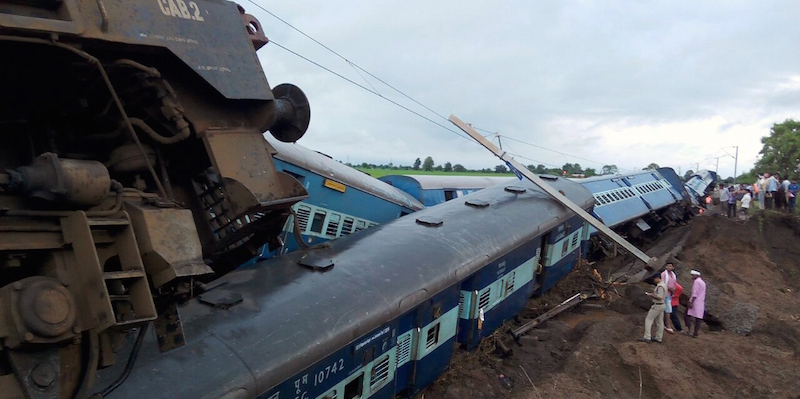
[124,202,212,288]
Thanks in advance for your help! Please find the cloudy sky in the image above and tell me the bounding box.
[247,1,800,178]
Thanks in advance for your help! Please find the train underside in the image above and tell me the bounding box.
[0,1,312,397]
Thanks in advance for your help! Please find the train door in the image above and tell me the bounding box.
[394,287,459,397]
[534,231,550,296]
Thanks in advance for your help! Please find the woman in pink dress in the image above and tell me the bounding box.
[684,270,706,338]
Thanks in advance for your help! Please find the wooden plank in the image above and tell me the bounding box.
[449,114,653,265]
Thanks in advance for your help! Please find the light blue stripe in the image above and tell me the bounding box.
[416,307,459,361]
[460,255,538,320]
[544,228,582,266]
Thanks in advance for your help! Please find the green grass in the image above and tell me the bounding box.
[355,168,516,178]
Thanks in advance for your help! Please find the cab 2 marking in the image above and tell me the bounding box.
[157,0,205,21]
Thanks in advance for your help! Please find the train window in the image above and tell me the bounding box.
[344,373,364,399]
[326,214,341,238]
[341,218,354,235]
[310,211,326,234]
[444,190,456,201]
[426,323,440,350]
[396,332,413,368]
[505,271,516,295]
[296,205,312,232]
[370,354,391,393]
[355,220,366,232]
[478,289,491,310]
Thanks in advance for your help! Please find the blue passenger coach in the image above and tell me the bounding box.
[579,169,688,239]
[261,137,424,258]
[102,176,595,399]
[378,175,512,206]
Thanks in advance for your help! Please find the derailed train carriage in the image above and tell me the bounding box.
[256,138,424,260]
[99,177,595,399]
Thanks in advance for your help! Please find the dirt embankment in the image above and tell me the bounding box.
[421,212,800,399]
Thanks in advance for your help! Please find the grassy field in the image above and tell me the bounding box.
[355,168,516,178]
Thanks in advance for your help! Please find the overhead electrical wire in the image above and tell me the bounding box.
[247,0,634,170]
[267,40,473,144]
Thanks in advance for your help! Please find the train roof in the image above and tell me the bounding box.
[266,137,424,211]
[379,174,514,190]
[102,176,594,399]
[571,169,661,184]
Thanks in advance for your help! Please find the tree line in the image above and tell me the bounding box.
[352,155,644,178]
[728,119,800,184]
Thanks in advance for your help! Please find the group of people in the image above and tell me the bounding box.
[714,183,752,220]
[640,262,707,343]
[707,173,798,219]
[754,173,797,213]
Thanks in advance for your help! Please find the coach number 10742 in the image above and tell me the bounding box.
[157,0,205,22]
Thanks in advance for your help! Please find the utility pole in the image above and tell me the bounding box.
[733,146,739,184]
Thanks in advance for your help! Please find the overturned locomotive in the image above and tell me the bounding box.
[0,1,310,397]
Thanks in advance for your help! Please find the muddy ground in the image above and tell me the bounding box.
[418,210,800,399]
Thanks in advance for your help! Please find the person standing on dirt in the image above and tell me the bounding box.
[765,173,778,209]
[684,270,707,338]
[640,274,667,343]
[789,179,798,214]
[670,282,684,333]
[727,187,737,218]
[757,174,766,209]
[776,173,786,210]
[740,189,752,221]
[661,263,677,333]
[718,183,729,214]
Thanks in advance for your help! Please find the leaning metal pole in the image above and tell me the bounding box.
[449,114,655,265]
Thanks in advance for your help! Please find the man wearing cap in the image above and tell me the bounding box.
[640,274,667,343]
[684,270,707,338]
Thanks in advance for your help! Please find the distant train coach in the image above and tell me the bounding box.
[261,138,424,258]
[378,175,513,206]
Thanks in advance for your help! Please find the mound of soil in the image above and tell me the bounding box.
[420,212,800,399]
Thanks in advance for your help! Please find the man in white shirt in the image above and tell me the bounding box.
[718,183,729,214]
[740,189,752,220]
[661,263,677,333]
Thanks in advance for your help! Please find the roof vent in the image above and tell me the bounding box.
[299,254,334,271]
[504,186,526,194]
[539,175,558,181]
[416,216,443,227]
[198,290,243,309]
[465,199,490,208]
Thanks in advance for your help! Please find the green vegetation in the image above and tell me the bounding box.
[733,119,800,182]
[356,168,515,178]
[350,155,621,179]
